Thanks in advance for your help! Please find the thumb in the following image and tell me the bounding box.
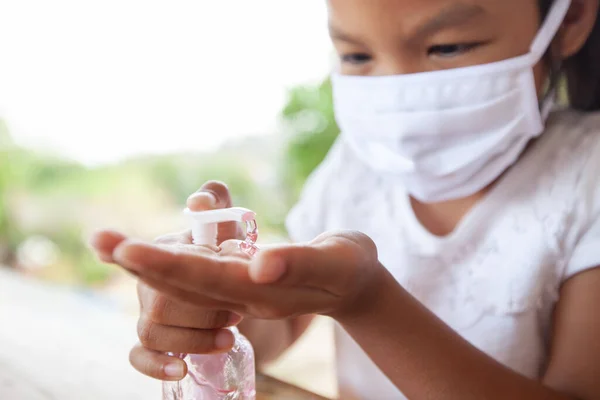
[186,181,244,244]
[248,231,378,292]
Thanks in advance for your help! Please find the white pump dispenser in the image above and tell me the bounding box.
[184,207,256,245]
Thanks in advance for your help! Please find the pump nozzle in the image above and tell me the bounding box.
[184,207,257,245]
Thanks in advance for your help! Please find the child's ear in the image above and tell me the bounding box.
[558,0,599,58]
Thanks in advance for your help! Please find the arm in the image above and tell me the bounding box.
[106,228,600,398]
[543,268,600,399]
[338,265,600,400]
[238,315,315,367]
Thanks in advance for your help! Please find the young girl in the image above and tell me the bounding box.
[92,0,600,398]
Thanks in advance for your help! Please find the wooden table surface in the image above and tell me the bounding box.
[0,269,328,399]
[256,375,329,399]
[0,369,327,400]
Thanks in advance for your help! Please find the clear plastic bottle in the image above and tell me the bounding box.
[162,327,255,399]
[162,207,258,400]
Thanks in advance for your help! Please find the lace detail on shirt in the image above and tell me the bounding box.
[287,109,600,333]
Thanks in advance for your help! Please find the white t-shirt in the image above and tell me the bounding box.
[285,109,600,399]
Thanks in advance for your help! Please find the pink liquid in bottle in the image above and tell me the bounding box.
[162,331,255,400]
[162,215,259,400]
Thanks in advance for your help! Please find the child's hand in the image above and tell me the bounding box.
[110,229,385,324]
[90,181,248,381]
[130,236,250,381]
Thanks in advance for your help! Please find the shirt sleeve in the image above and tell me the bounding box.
[567,218,600,277]
[285,139,344,243]
[564,132,600,279]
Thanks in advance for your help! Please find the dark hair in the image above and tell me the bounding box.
[540,0,600,111]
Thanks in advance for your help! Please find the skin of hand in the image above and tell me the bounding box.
[91,181,247,380]
[92,180,600,400]
[89,181,321,380]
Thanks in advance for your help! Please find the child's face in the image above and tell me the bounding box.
[328,0,547,88]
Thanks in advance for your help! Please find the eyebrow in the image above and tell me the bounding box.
[328,3,486,46]
[413,3,486,38]
[328,24,365,46]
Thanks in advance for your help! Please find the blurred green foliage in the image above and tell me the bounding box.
[0,77,338,287]
[0,127,32,263]
[280,78,339,202]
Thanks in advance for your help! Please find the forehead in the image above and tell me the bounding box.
[326,0,539,34]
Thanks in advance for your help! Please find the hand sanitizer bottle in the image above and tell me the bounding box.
[162,207,258,400]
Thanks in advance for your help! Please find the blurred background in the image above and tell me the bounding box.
[0,1,340,398]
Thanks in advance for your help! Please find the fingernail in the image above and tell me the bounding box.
[86,232,100,249]
[187,192,217,210]
[87,232,109,253]
[97,252,114,263]
[227,313,243,327]
[215,330,234,350]
[164,363,185,378]
[250,255,286,284]
[112,244,127,262]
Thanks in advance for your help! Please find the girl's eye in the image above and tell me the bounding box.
[341,53,372,65]
[428,43,480,58]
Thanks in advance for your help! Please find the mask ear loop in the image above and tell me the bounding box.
[536,0,572,120]
[530,0,572,60]
[540,47,564,119]
[540,19,564,120]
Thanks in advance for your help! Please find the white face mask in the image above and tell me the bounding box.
[332,0,571,203]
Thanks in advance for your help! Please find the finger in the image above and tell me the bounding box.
[116,240,289,315]
[88,230,127,263]
[138,275,240,311]
[128,242,339,320]
[137,318,235,354]
[154,230,193,246]
[248,231,377,295]
[114,240,251,299]
[187,181,244,243]
[113,239,214,273]
[138,283,242,328]
[129,343,187,381]
[141,267,333,320]
[115,239,336,319]
[157,231,222,255]
[188,181,234,210]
